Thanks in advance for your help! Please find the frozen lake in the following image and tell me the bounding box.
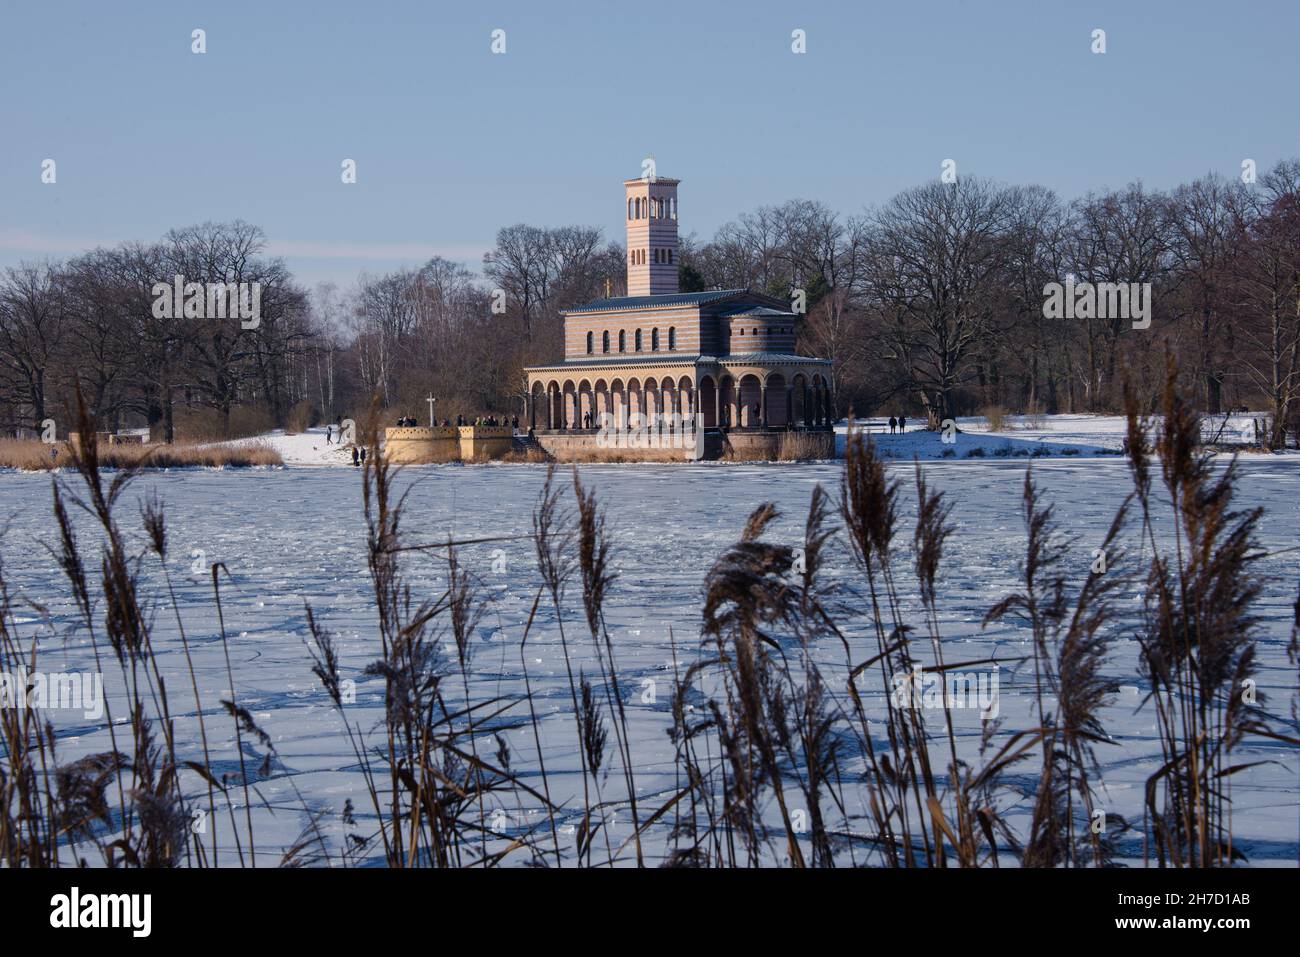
[3,457,1298,865]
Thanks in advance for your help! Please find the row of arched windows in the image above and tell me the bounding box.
[586,327,677,354]
[627,196,677,220]
[629,248,674,266]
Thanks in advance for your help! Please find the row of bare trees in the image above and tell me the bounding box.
[3,162,1298,445]
[680,160,1300,446]
[0,222,312,442]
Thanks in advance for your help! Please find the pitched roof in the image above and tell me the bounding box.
[717,305,797,319]
[562,289,746,314]
[523,352,831,373]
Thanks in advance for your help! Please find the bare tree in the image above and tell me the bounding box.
[1229,160,1300,448]
[864,177,1018,425]
[0,262,67,430]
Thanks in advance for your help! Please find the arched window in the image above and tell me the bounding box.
[651,328,659,351]
[618,330,626,352]
[668,327,676,350]
[602,330,610,353]
[586,331,593,354]
[668,249,673,264]
[635,329,643,352]
[628,198,633,219]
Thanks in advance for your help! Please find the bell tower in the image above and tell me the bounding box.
[624,175,680,297]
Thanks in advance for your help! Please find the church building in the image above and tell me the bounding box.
[525,173,834,460]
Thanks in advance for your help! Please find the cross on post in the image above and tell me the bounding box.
[426,394,435,427]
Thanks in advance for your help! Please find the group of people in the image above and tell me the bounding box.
[888,415,908,434]
[456,414,517,429]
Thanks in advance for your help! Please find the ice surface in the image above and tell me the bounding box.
[2,450,1298,866]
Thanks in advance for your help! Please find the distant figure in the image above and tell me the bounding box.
[359,447,367,464]
[898,415,907,433]
[326,425,333,444]
[888,416,896,434]
[511,415,519,430]
[583,411,591,429]
[351,446,359,467]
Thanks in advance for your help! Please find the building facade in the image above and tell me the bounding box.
[525,174,834,458]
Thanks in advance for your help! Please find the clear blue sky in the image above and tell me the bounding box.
[2,0,1296,287]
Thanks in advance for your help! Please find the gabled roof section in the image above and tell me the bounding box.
[563,289,746,315]
[717,305,796,319]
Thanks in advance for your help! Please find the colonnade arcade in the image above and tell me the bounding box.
[528,368,833,432]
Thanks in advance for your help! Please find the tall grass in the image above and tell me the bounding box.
[1,372,1294,867]
[0,438,282,470]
